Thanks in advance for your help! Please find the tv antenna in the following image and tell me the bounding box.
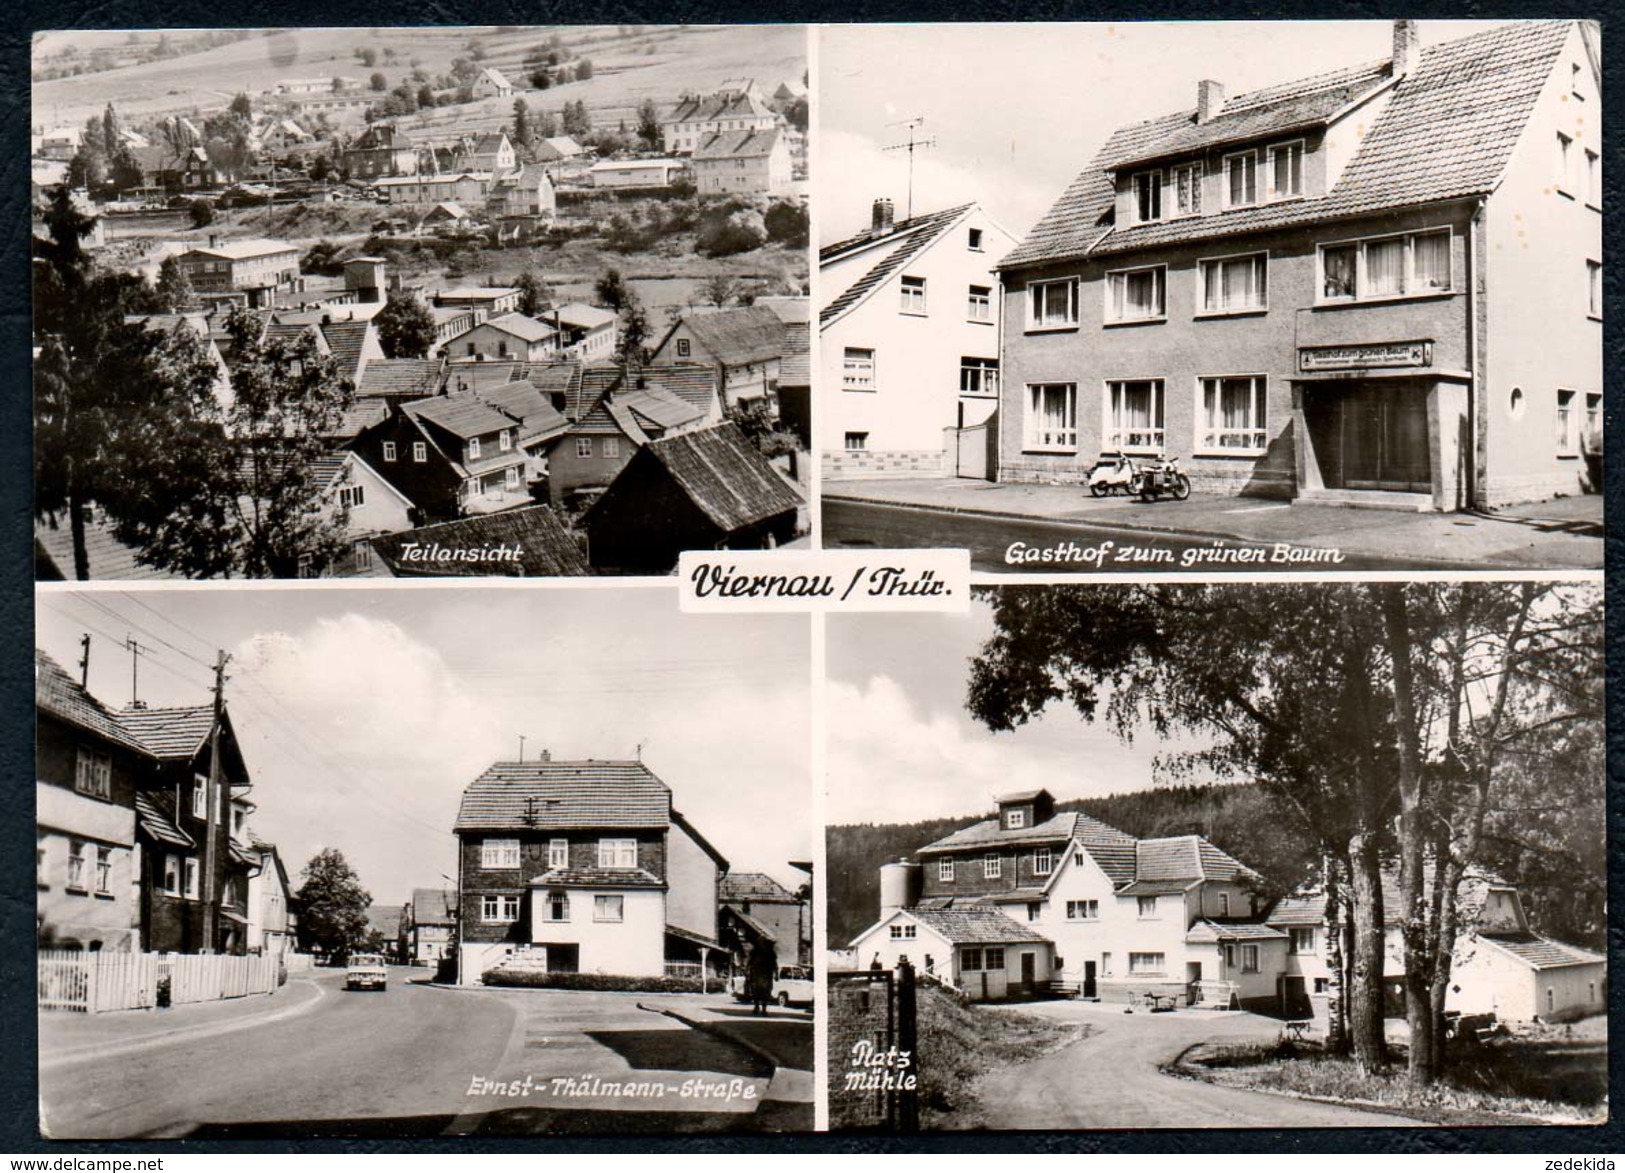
[883,116,936,223]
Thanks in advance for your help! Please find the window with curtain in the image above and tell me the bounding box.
[1198,254,1267,313]
[1028,279,1078,329]
[1106,380,1165,451]
[1107,266,1166,323]
[1025,383,1077,450]
[1133,170,1163,222]
[1225,152,1258,207]
[1173,163,1202,216]
[1319,230,1452,302]
[1268,141,1304,199]
[1198,376,1267,452]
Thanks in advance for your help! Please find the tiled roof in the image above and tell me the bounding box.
[819,204,973,327]
[306,452,349,493]
[619,385,707,433]
[779,322,810,387]
[118,705,215,760]
[997,789,1049,804]
[1001,20,1577,269]
[918,810,1108,855]
[372,505,590,578]
[34,515,182,582]
[1479,933,1605,970]
[455,760,671,832]
[720,872,799,904]
[903,907,1050,946]
[671,305,787,368]
[1137,835,1261,884]
[134,791,193,847]
[1186,920,1288,943]
[409,887,457,926]
[186,238,298,261]
[366,904,403,937]
[553,303,616,330]
[631,365,719,417]
[1266,896,1325,926]
[405,396,513,440]
[694,127,781,161]
[481,312,556,343]
[36,649,151,755]
[1101,61,1391,171]
[667,90,777,125]
[723,906,780,942]
[327,399,389,440]
[666,923,723,950]
[533,867,666,889]
[630,423,804,533]
[357,358,444,400]
[1119,878,1200,896]
[477,381,569,443]
[319,320,373,384]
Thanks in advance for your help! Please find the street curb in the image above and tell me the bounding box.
[635,1001,808,1091]
[821,492,1595,570]
[40,976,326,1070]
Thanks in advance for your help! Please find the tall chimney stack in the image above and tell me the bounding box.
[1196,79,1225,125]
[871,197,895,237]
[1392,19,1420,79]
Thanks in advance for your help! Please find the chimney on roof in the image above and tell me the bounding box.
[871,197,895,237]
[1392,19,1420,79]
[1196,79,1225,125]
[540,748,551,762]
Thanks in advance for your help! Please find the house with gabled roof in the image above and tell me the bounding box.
[36,650,148,953]
[663,88,781,155]
[445,311,559,363]
[453,757,729,983]
[404,888,458,965]
[343,123,419,180]
[821,199,1019,479]
[583,422,804,573]
[693,127,791,197]
[307,449,416,576]
[118,698,257,956]
[996,20,1601,510]
[650,303,798,409]
[852,788,1272,1004]
[719,872,810,967]
[1267,866,1606,1024]
[471,67,513,99]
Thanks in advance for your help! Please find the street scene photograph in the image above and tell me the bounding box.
[34,585,813,1137]
[32,25,810,581]
[817,20,1603,573]
[824,583,1605,1131]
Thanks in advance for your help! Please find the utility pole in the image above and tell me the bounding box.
[883,116,936,223]
[518,734,526,763]
[125,635,148,706]
[78,633,91,689]
[202,649,230,953]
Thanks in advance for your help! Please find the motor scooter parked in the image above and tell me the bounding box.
[1087,451,1139,497]
[1129,454,1192,502]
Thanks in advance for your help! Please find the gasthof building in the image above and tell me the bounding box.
[996,21,1600,510]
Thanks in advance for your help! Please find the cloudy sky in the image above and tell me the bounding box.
[826,596,1216,827]
[818,20,1511,244]
[37,587,811,904]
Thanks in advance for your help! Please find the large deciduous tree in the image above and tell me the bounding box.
[374,292,437,359]
[966,582,1602,1082]
[294,848,372,959]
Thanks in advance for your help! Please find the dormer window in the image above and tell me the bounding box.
[1224,150,1259,208]
[1005,808,1026,829]
[1173,163,1203,216]
[1267,141,1304,200]
[468,437,481,460]
[1132,170,1163,223]
[499,430,513,452]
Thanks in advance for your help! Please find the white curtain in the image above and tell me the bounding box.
[1365,238,1405,295]
[1412,232,1450,290]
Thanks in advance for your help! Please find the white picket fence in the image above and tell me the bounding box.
[38,950,279,1014]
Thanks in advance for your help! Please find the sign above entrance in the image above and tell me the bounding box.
[1298,341,1433,372]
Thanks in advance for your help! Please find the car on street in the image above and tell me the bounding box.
[345,953,388,991]
[729,964,813,1008]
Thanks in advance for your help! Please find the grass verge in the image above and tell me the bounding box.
[1173,1023,1607,1126]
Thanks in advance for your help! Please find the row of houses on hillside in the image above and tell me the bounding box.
[39,285,810,579]
[451,756,809,984]
[36,649,295,959]
[850,788,1605,1026]
[822,19,1602,511]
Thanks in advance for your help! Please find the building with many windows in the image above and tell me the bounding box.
[821,199,1019,479]
[996,20,1601,509]
[453,757,730,984]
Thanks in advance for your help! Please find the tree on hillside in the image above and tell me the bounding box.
[536,110,560,139]
[594,267,631,312]
[635,98,663,150]
[370,71,387,92]
[965,583,1603,1085]
[615,289,652,367]
[34,187,221,580]
[355,47,378,68]
[105,305,356,578]
[561,99,592,138]
[699,273,740,307]
[512,98,533,155]
[514,269,551,318]
[374,292,437,359]
[228,92,253,120]
[576,57,593,80]
[67,114,110,193]
[294,848,372,959]
[155,255,195,311]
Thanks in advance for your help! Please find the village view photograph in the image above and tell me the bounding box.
[32,25,810,581]
[824,583,1605,1131]
[818,20,1603,573]
[34,586,813,1137]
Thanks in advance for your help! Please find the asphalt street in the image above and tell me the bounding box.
[39,969,811,1139]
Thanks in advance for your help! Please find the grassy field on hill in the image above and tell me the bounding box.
[33,25,806,133]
